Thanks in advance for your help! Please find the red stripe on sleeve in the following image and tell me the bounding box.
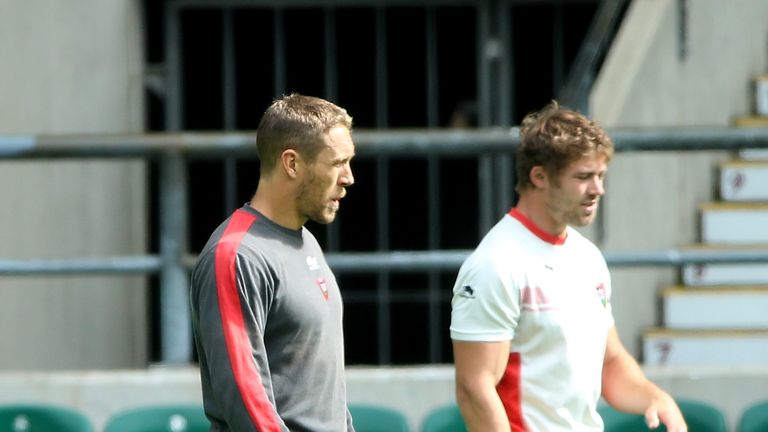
[215,209,282,431]
[496,352,527,432]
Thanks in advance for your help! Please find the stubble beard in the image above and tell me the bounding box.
[297,176,337,225]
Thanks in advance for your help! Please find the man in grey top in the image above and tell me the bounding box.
[190,94,356,431]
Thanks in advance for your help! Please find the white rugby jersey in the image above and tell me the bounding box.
[451,208,614,431]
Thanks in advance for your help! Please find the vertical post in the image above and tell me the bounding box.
[162,2,190,364]
[477,1,496,236]
[426,11,443,362]
[496,0,512,126]
[222,7,238,214]
[678,0,688,60]
[160,150,191,364]
[375,7,389,129]
[376,156,391,364]
[274,8,286,98]
[427,155,442,362]
[374,7,391,364]
[426,6,439,127]
[324,6,341,252]
[495,1,514,214]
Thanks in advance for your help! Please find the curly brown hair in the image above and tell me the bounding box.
[515,101,613,192]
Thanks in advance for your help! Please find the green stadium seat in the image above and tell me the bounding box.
[103,405,209,432]
[420,404,467,432]
[599,399,727,432]
[0,403,93,432]
[738,400,768,432]
[348,404,410,432]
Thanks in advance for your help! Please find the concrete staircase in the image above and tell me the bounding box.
[643,152,768,366]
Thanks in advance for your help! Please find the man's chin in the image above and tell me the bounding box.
[310,212,337,225]
[570,214,596,227]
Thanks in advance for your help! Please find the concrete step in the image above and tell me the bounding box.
[720,160,768,201]
[681,244,768,286]
[662,286,768,329]
[683,262,768,286]
[700,202,768,244]
[739,148,768,160]
[643,328,768,366]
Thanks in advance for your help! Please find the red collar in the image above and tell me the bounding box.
[508,208,567,245]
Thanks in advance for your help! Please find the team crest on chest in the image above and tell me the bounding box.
[316,277,329,300]
[595,282,607,307]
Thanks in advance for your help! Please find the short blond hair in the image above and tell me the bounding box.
[256,93,353,174]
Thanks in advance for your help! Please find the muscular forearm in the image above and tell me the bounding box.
[602,351,666,413]
[456,383,511,432]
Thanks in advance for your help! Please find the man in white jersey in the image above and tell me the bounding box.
[450,102,686,432]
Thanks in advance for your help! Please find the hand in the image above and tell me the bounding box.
[644,395,687,432]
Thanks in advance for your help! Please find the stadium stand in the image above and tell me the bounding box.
[599,399,727,432]
[420,404,467,432]
[0,404,93,432]
[103,405,208,432]
[348,404,411,432]
[738,400,768,432]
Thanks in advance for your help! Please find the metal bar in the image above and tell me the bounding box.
[324,6,341,252]
[168,0,482,7]
[167,0,586,7]
[426,6,439,127]
[477,3,492,127]
[678,0,688,60]
[495,154,513,214]
[478,155,494,237]
[165,2,183,131]
[324,248,768,272]
[375,7,388,128]
[222,8,237,129]
[427,155,441,362]
[5,127,768,158]
[324,6,338,101]
[558,0,627,113]
[5,245,768,276]
[496,0,512,125]
[274,7,286,97]
[159,151,192,364]
[376,156,391,364]
[477,1,499,235]
[0,256,162,276]
[222,7,238,213]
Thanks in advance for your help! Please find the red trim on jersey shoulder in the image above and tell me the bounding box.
[215,209,282,432]
[497,352,526,432]
[508,208,567,245]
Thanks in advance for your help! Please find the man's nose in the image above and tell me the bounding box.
[590,177,604,196]
[340,163,354,186]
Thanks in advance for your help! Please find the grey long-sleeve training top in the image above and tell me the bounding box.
[190,205,354,432]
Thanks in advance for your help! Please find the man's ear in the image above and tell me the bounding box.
[530,166,547,188]
[281,149,299,178]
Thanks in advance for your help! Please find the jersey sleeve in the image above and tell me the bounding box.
[450,253,520,342]
[191,247,287,432]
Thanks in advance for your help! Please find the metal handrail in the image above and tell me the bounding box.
[558,0,628,113]
[3,247,768,276]
[3,127,768,158]
[2,127,768,362]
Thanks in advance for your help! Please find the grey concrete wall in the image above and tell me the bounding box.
[589,0,768,359]
[0,0,147,369]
